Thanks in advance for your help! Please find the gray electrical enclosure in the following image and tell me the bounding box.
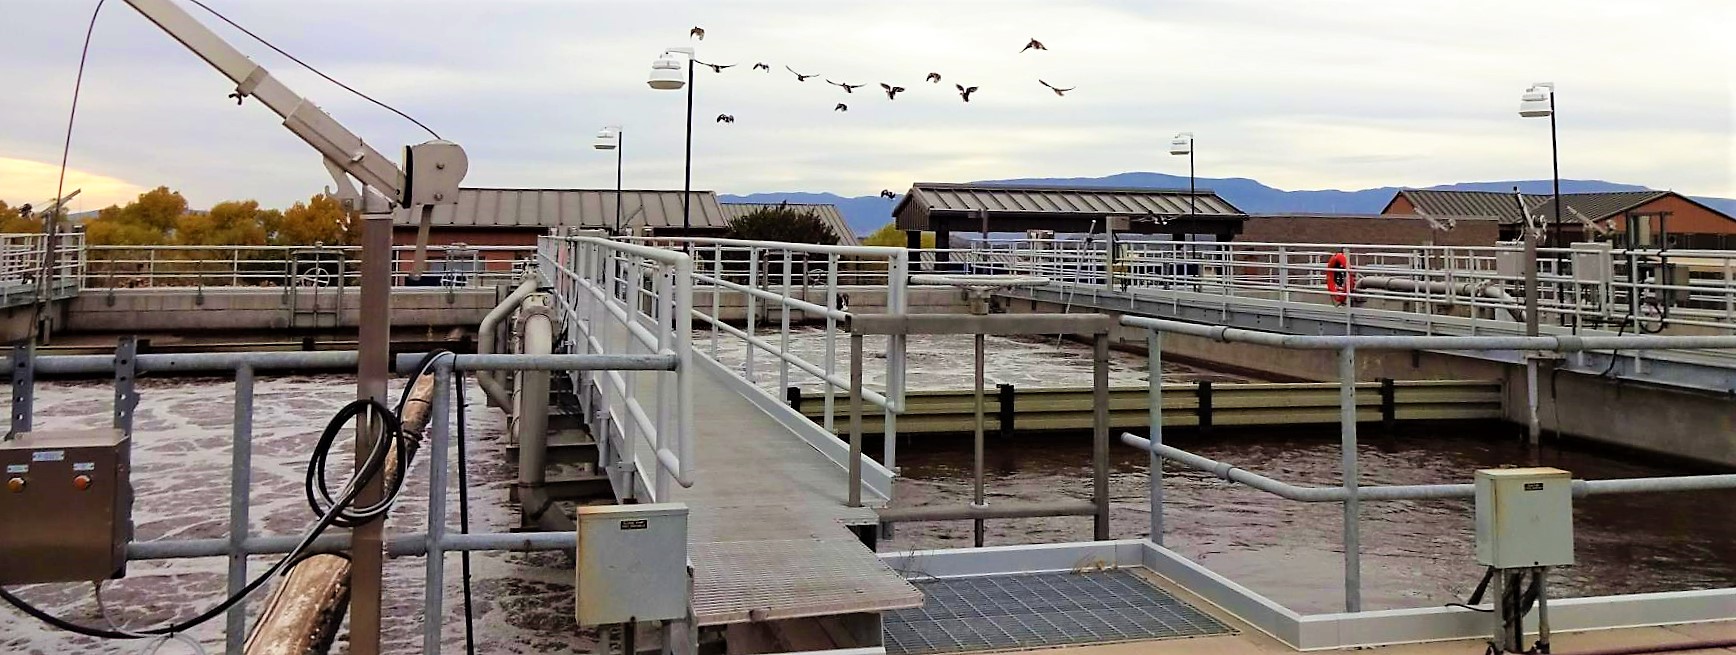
[576,503,690,626]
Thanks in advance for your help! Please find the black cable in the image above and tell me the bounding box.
[183,0,442,141]
[456,369,478,655]
[31,0,105,345]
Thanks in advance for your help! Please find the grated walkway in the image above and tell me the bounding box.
[666,355,922,625]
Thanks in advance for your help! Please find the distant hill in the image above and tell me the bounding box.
[724,176,1736,237]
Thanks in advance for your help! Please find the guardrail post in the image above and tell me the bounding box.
[1093,332,1111,541]
[1379,377,1396,435]
[745,249,758,383]
[848,333,864,508]
[112,336,138,436]
[225,365,253,655]
[1339,346,1362,613]
[1147,329,1163,545]
[1196,380,1214,433]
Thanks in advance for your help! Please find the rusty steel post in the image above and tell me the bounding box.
[351,210,391,655]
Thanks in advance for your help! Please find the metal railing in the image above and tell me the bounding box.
[3,346,682,655]
[539,235,695,501]
[81,243,535,289]
[622,236,914,469]
[0,233,85,304]
[959,238,1736,335]
[1116,315,1736,613]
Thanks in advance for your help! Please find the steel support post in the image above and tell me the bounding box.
[423,363,452,654]
[1339,346,1361,612]
[9,341,33,436]
[1093,333,1111,541]
[1147,329,1163,545]
[112,335,138,436]
[224,365,253,655]
[848,333,865,508]
[972,332,986,547]
[352,210,392,655]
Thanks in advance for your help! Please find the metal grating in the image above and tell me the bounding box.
[884,570,1232,654]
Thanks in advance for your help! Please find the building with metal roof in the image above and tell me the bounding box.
[392,187,730,234]
[1383,189,1736,246]
[892,183,1247,240]
[721,202,860,246]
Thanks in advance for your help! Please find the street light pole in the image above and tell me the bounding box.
[650,47,696,247]
[1169,132,1196,216]
[1548,91,1561,250]
[594,126,624,234]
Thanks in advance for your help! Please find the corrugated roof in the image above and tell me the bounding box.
[393,188,730,231]
[720,203,860,246]
[899,182,1243,217]
[1395,189,1672,226]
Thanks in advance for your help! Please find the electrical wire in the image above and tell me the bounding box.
[455,368,478,655]
[182,0,442,141]
[30,0,106,346]
[0,352,453,641]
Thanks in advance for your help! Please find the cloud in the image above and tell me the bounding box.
[0,157,145,211]
[0,0,1730,207]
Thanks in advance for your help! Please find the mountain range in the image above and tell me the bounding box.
[723,174,1736,237]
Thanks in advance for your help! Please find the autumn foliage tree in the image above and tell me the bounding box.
[863,222,934,248]
[275,194,356,246]
[0,201,43,234]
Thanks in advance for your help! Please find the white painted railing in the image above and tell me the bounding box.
[625,236,913,469]
[957,238,1736,334]
[0,232,84,303]
[539,235,694,501]
[82,243,535,289]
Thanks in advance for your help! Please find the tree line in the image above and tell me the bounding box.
[0,186,358,247]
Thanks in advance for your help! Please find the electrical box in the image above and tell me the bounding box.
[576,503,689,626]
[1495,242,1526,279]
[1475,468,1573,569]
[0,429,133,584]
[1570,242,1613,286]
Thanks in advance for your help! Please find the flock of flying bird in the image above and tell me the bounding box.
[688,27,1073,124]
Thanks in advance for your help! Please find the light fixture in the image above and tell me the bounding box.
[1519,82,1554,118]
[593,128,618,150]
[648,55,685,90]
[1169,132,1193,156]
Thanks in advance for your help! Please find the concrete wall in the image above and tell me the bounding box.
[1007,295,1736,469]
[64,287,499,332]
[1238,214,1499,247]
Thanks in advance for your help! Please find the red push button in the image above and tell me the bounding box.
[5,477,23,493]
[73,475,92,491]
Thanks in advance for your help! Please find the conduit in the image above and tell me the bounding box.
[476,276,540,408]
[1356,275,1528,323]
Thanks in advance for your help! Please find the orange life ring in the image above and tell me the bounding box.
[1325,252,1353,304]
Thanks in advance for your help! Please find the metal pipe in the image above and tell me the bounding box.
[1117,315,1736,351]
[1356,275,1528,323]
[224,366,253,655]
[1121,434,1736,500]
[476,276,540,407]
[423,363,452,655]
[875,500,1100,523]
[126,530,577,560]
[518,300,555,489]
[1526,357,1542,444]
[0,351,674,375]
[1339,347,1361,613]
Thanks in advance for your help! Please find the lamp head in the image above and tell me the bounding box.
[648,55,686,90]
[1519,83,1554,118]
[593,128,618,150]
[1168,132,1193,156]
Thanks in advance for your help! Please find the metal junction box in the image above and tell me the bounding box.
[576,503,689,626]
[1475,468,1573,569]
[0,429,134,584]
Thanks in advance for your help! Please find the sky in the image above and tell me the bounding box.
[2,0,1733,213]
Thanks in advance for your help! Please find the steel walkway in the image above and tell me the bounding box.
[658,354,922,626]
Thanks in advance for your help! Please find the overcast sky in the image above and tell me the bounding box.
[3,0,1733,213]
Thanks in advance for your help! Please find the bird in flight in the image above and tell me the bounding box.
[690,26,705,40]
[879,190,898,199]
[715,114,735,123]
[1020,38,1046,52]
[926,72,942,83]
[880,83,905,100]
[956,84,978,102]
[752,62,770,71]
[834,103,848,112]
[695,60,734,73]
[786,66,818,82]
[1039,80,1075,96]
[828,80,865,93]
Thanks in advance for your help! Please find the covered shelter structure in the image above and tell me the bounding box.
[891,183,1247,266]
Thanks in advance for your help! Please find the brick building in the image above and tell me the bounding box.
[1384,189,1736,248]
[1237,213,1498,246]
